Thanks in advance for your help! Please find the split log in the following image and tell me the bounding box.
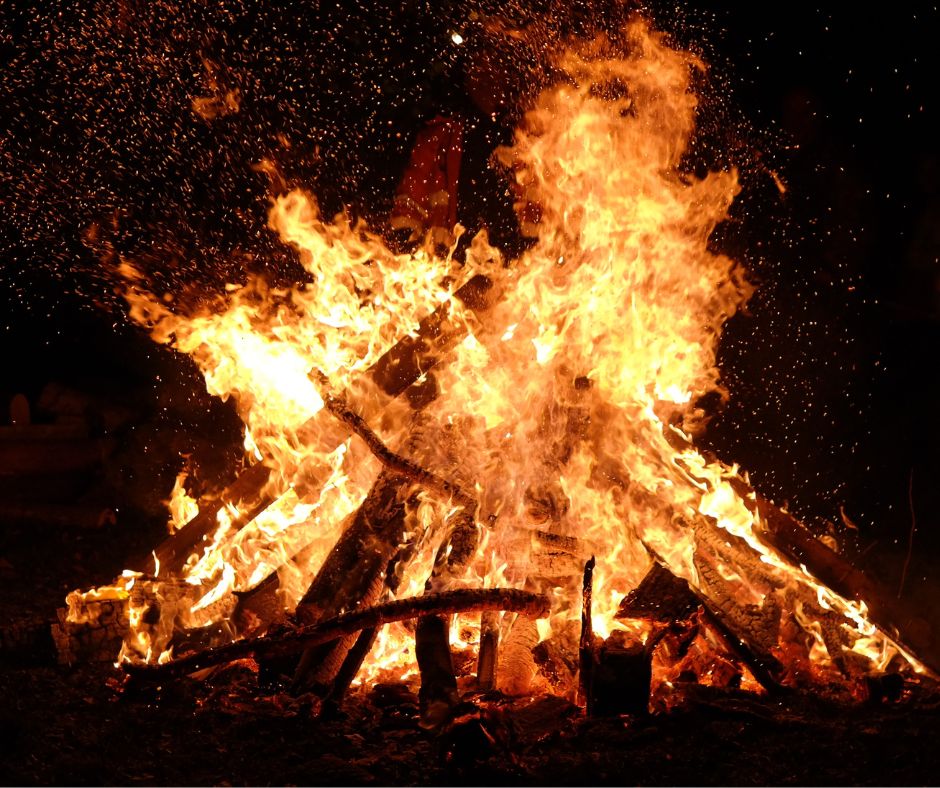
[616,560,700,623]
[754,498,940,675]
[149,273,495,577]
[320,524,429,711]
[416,508,481,725]
[124,587,549,683]
[290,390,475,694]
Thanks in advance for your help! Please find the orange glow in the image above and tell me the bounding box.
[66,19,927,697]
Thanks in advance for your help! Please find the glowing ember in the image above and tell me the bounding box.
[67,17,929,701]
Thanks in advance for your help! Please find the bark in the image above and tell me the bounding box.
[123,587,549,683]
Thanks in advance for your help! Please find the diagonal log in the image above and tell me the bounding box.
[123,587,550,684]
[148,273,495,577]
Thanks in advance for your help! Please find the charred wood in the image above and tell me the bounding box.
[476,610,499,691]
[124,587,549,683]
[416,614,460,728]
[578,556,595,712]
[616,560,700,623]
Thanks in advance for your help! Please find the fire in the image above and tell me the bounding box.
[68,18,927,699]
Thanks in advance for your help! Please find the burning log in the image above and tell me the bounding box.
[476,610,499,691]
[578,556,595,711]
[414,509,483,725]
[616,560,700,623]
[288,467,409,693]
[124,587,549,683]
[149,273,494,577]
[754,498,940,674]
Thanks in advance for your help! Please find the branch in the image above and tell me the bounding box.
[124,588,549,683]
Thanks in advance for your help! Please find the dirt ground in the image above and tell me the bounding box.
[3,516,940,787]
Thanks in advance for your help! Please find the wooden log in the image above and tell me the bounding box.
[616,560,700,623]
[476,610,499,690]
[578,556,595,712]
[414,507,481,724]
[123,587,549,683]
[288,468,408,693]
[321,532,425,711]
[754,497,940,675]
[415,614,459,729]
[148,273,495,577]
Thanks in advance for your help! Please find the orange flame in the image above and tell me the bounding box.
[67,18,928,695]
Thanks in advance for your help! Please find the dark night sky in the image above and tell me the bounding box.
[1,2,938,583]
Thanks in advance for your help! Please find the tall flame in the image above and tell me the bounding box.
[71,19,926,693]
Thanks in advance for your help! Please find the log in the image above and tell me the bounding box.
[148,273,495,577]
[415,508,481,724]
[754,498,940,675]
[123,587,549,683]
[289,467,408,693]
[476,610,499,690]
[321,529,427,711]
[415,614,459,729]
[578,556,595,712]
[616,560,700,623]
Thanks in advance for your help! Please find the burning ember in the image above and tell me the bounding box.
[59,17,931,717]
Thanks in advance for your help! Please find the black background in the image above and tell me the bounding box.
[1,1,938,596]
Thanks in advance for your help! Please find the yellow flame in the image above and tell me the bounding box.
[76,19,924,694]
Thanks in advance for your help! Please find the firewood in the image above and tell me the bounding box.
[321,531,427,711]
[415,614,459,728]
[639,546,785,694]
[149,273,494,577]
[415,507,481,724]
[123,587,549,683]
[288,467,409,693]
[753,497,940,675]
[616,560,700,623]
[476,610,499,690]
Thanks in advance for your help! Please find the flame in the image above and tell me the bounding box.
[69,18,927,697]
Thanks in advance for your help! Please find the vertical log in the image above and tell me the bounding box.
[476,611,499,690]
[578,556,596,713]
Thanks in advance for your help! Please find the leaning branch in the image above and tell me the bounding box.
[312,370,476,510]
